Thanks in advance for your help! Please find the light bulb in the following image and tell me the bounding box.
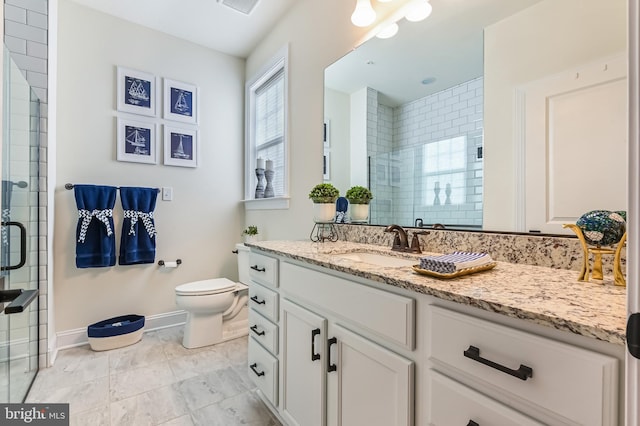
[376,22,399,39]
[351,0,376,27]
[377,0,394,2]
[405,0,432,22]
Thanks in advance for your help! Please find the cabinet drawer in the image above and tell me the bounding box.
[249,282,279,322]
[428,306,618,426]
[281,262,415,350]
[249,252,279,288]
[248,337,278,406]
[428,371,543,426]
[249,309,278,355]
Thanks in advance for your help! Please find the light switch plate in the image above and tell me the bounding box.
[162,187,173,201]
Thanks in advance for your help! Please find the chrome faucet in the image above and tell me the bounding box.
[384,224,410,252]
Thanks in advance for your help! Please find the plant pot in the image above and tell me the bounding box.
[244,234,259,243]
[350,203,370,223]
[313,202,336,223]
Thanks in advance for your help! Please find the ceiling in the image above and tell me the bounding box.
[69,0,299,58]
[324,0,543,106]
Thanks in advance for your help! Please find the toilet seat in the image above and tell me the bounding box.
[175,278,237,296]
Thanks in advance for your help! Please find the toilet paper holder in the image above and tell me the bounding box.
[158,259,182,267]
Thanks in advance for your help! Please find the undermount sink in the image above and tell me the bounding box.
[333,252,416,268]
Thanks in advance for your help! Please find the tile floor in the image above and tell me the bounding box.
[26,326,282,426]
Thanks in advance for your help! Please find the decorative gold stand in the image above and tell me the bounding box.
[562,224,626,287]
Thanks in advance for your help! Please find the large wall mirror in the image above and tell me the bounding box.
[324,0,627,234]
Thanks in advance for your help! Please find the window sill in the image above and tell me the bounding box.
[243,197,290,210]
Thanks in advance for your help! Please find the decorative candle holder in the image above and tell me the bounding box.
[255,168,265,199]
[563,223,626,287]
[264,169,275,198]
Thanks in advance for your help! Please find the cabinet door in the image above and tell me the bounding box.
[327,324,414,426]
[281,299,327,426]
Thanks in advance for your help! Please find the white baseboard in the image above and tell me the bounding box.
[56,310,188,351]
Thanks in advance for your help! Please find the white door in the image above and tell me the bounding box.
[626,3,640,424]
[520,54,627,234]
[280,299,327,426]
[326,323,414,426]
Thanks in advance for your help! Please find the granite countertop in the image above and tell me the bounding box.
[247,240,627,346]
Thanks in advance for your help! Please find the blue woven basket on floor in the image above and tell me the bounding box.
[87,314,145,351]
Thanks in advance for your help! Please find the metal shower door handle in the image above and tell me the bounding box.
[1,221,26,271]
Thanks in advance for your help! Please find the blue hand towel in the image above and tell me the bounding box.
[119,187,158,265]
[335,196,350,223]
[74,185,117,268]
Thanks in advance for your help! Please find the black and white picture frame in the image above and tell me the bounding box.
[117,67,158,117]
[323,149,330,180]
[117,117,157,164]
[323,120,330,148]
[164,79,199,124]
[164,125,199,168]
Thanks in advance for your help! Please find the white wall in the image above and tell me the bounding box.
[323,87,350,192]
[244,0,414,239]
[483,0,626,231]
[55,0,245,333]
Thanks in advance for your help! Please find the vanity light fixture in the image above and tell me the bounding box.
[376,22,399,39]
[405,0,432,22]
[351,0,377,27]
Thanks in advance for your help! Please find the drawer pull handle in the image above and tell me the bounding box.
[327,337,338,372]
[250,363,265,377]
[467,421,479,426]
[463,345,533,381]
[250,295,266,305]
[251,265,266,272]
[311,328,321,361]
[250,325,265,336]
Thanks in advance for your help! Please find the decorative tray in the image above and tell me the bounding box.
[411,262,497,279]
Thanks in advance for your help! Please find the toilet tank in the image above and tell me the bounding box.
[236,243,251,284]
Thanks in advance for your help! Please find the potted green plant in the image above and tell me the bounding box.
[345,186,373,222]
[308,183,339,222]
[241,225,259,243]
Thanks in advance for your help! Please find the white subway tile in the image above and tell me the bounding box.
[27,41,47,60]
[27,10,48,29]
[5,21,47,44]
[5,35,27,54]
[5,4,27,24]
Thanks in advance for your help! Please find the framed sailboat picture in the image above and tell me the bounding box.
[116,117,158,164]
[163,78,199,124]
[163,125,199,168]
[116,67,158,117]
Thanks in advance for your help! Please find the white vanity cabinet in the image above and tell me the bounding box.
[246,251,280,409]
[427,305,619,425]
[280,261,415,426]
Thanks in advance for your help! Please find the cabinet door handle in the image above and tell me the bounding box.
[327,337,337,372]
[250,295,266,305]
[250,325,265,336]
[467,421,479,426]
[250,265,266,272]
[232,249,239,254]
[311,328,321,361]
[250,363,265,377]
[463,345,533,381]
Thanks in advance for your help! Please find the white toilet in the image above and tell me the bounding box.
[175,244,250,349]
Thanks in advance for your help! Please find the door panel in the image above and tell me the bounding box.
[281,299,327,426]
[521,54,627,233]
[0,48,40,403]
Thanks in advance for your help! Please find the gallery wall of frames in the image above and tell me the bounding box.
[115,66,200,168]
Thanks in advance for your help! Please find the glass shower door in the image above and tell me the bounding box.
[0,48,40,403]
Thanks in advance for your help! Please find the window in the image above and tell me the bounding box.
[245,47,289,208]
[422,136,466,205]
